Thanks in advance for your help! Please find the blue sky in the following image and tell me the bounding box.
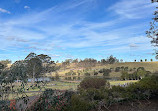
[0,0,157,62]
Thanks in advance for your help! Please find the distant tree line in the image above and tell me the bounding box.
[134,59,153,62]
[61,55,119,69]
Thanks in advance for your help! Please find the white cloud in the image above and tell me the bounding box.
[6,36,29,43]
[24,6,30,9]
[0,8,11,14]
[108,0,157,19]
[0,0,154,58]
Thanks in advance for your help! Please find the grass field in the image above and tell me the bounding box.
[2,80,139,100]
[5,61,155,100]
[50,62,158,79]
[109,80,138,86]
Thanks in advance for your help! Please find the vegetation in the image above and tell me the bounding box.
[121,67,151,80]
[29,89,74,111]
[147,0,158,58]
[0,0,158,111]
[78,78,109,89]
[62,75,158,111]
[61,55,119,70]
[0,52,60,110]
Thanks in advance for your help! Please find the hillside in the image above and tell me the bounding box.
[49,61,158,79]
[100,62,158,72]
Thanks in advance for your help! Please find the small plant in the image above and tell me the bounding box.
[10,99,16,110]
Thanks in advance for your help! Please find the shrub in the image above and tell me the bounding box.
[0,100,10,111]
[94,71,98,76]
[124,75,158,100]
[84,72,90,76]
[138,75,158,95]
[115,67,120,72]
[98,68,111,76]
[66,94,93,111]
[121,71,128,80]
[29,89,74,111]
[78,77,109,90]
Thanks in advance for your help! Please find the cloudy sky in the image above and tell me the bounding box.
[0,0,157,62]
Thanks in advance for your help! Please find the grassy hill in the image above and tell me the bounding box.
[98,62,158,73]
[49,61,158,79]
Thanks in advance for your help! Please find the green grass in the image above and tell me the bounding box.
[109,80,138,86]
[2,80,138,100]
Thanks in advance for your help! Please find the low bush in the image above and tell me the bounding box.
[29,89,74,111]
[65,94,94,111]
[30,75,158,111]
[78,77,109,90]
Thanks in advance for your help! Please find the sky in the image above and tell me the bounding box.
[0,0,157,62]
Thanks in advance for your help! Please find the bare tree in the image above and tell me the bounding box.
[146,0,158,58]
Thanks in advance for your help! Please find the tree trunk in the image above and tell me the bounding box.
[33,65,35,84]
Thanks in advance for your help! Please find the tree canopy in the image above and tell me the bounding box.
[147,0,158,58]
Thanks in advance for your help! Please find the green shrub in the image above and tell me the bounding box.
[66,94,93,111]
[78,77,109,90]
[123,75,158,100]
[94,71,98,76]
[65,75,158,111]
[115,67,120,72]
[29,89,74,111]
[84,72,90,76]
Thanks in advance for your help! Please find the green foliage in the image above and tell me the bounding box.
[0,100,10,111]
[124,67,128,71]
[84,72,90,76]
[65,70,76,76]
[121,71,128,80]
[25,52,56,81]
[0,53,58,111]
[115,67,120,72]
[121,67,151,80]
[0,62,5,70]
[27,75,158,111]
[77,75,158,110]
[77,58,97,68]
[118,75,158,100]
[0,59,11,67]
[107,55,119,64]
[27,57,42,83]
[10,60,28,82]
[138,75,158,94]
[93,71,98,76]
[100,59,107,65]
[98,68,111,76]
[30,89,74,111]
[67,94,93,111]
[78,77,109,90]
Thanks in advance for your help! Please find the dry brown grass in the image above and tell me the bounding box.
[50,62,158,78]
